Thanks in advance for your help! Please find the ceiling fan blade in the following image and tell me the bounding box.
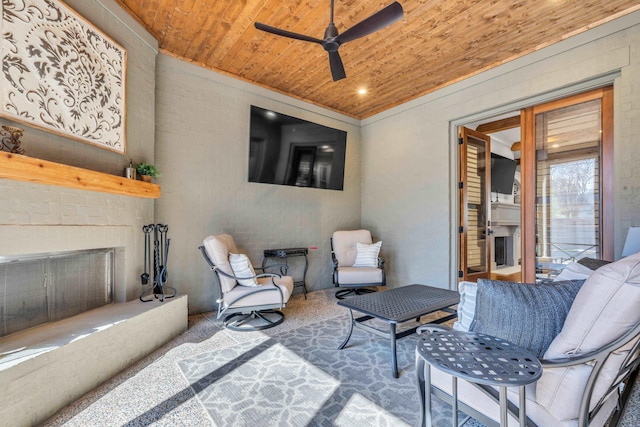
[336,2,404,45]
[328,50,346,81]
[254,22,324,44]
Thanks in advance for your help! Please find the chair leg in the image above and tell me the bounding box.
[335,287,377,300]
[223,310,285,331]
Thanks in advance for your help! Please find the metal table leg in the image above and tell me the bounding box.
[452,376,458,427]
[499,387,508,426]
[301,253,308,299]
[338,309,354,350]
[519,385,526,427]
[425,362,432,427]
[390,322,398,378]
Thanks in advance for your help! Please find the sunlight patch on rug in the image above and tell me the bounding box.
[178,338,341,425]
[334,393,410,427]
[177,316,475,426]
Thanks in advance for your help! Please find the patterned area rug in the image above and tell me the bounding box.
[177,316,484,426]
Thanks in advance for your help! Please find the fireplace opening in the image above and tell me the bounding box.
[0,248,114,337]
[495,237,507,266]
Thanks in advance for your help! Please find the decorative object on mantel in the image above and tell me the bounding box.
[136,162,159,182]
[0,125,25,154]
[0,0,127,153]
[125,159,136,179]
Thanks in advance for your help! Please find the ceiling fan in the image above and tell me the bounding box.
[254,1,404,82]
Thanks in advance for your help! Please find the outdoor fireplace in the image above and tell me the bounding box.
[0,248,114,337]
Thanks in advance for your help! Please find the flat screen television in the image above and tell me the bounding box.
[248,106,347,190]
[491,153,517,194]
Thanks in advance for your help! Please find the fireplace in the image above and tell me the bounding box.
[491,203,521,270]
[0,248,114,337]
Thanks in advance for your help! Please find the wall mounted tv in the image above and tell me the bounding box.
[248,106,347,190]
[490,153,517,194]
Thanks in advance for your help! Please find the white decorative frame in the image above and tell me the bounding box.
[1,0,127,153]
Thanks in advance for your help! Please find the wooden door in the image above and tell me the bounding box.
[460,127,492,282]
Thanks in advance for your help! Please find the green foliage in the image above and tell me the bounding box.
[136,162,160,177]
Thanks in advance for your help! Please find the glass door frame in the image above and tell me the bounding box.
[459,127,492,282]
[520,87,614,282]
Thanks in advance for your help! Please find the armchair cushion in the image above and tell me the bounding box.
[202,234,239,293]
[470,278,585,358]
[229,253,259,287]
[335,266,383,285]
[352,241,382,267]
[537,252,640,421]
[332,229,373,266]
[224,276,293,309]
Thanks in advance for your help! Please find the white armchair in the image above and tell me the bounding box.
[331,229,385,299]
[199,234,294,331]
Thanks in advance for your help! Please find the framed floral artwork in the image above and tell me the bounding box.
[1,0,127,153]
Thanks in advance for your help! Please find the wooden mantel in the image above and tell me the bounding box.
[0,152,160,198]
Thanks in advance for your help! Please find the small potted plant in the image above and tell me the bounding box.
[136,162,159,182]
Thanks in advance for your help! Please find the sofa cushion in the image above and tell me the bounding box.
[352,241,382,267]
[470,278,584,358]
[229,253,258,287]
[537,252,640,421]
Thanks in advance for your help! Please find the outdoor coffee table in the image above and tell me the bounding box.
[337,284,459,378]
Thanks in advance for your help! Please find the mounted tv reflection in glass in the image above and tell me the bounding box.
[248,106,347,190]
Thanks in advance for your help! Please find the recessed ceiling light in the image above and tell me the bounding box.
[358,88,367,95]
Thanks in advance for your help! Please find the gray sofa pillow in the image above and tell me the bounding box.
[470,279,585,358]
[577,257,611,270]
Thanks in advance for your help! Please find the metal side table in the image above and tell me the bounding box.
[416,330,542,427]
[262,247,308,298]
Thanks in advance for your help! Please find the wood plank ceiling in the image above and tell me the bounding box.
[113,0,640,119]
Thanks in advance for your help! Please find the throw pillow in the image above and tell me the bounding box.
[228,253,259,287]
[352,241,382,268]
[470,278,585,358]
[576,257,612,270]
[452,281,477,331]
[553,262,594,282]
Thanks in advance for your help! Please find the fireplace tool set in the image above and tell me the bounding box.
[140,223,176,302]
